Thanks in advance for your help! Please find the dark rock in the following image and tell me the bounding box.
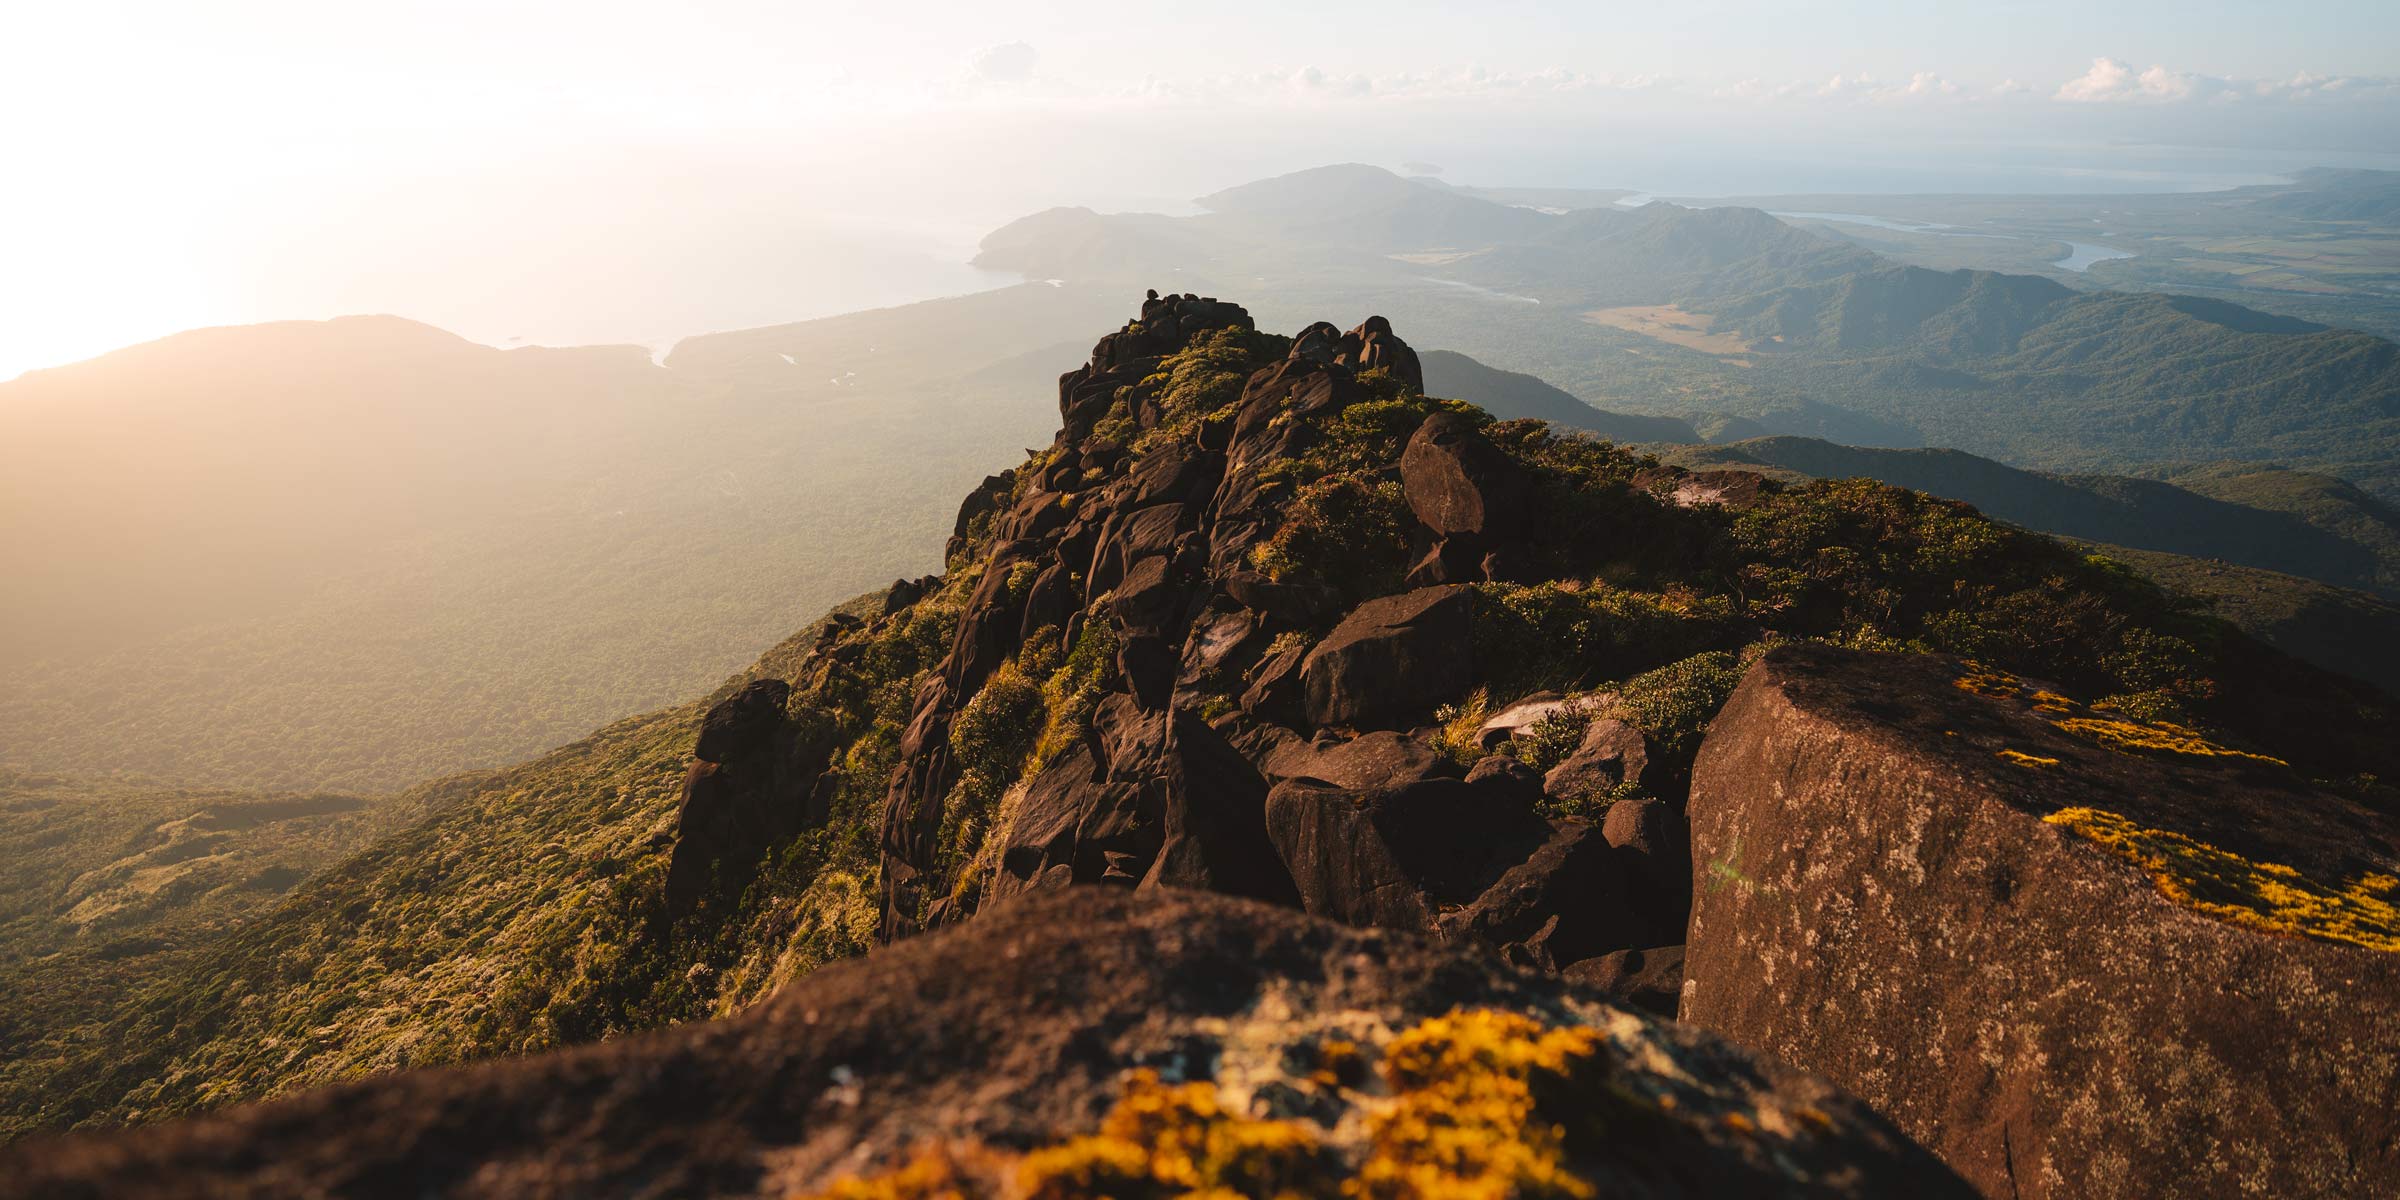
[1400,411,1526,541]
[1463,754,1544,808]
[1265,775,1551,934]
[691,679,790,764]
[1237,633,1310,724]
[1138,712,1301,906]
[667,680,830,915]
[1682,643,2400,1199]
[4,891,1972,1199]
[1222,569,1341,624]
[1563,945,1685,1018]
[881,577,925,615]
[1542,717,1651,802]
[1601,796,1691,938]
[1258,729,1459,791]
[1441,820,1639,967]
[1298,585,1474,729]
[1337,315,1425,393]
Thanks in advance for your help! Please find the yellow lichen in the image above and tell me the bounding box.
[2045,806,2400,952]
[2026,689,2075,714]
[1951,663,2023,699]
[796,1009,1639,1200]
[2050,717,2285,766]
[1015,1070,1331,1200]
[1995,749,2059,769]
[810,1142,1010,1200]
[1352,1009,1612,1200]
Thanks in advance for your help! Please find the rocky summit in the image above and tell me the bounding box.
[12,293,2400,1196]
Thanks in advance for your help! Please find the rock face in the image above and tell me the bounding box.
[1682,643,2400,1200]
[1296,584,1475,728]
[6,890,1971,1199]
[664,678,832,914]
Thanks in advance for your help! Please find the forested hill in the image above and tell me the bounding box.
[977,164,2400,500]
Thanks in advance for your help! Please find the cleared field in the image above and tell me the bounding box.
[1582,304,1759,362]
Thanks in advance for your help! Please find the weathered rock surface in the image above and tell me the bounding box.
[1541,715,1653,802]
[665,678,832,914]
[5,890,1969,1199]
[1564,944,1686,1018]
[1683,643,2400,1200]
[1297,584,1475,728]
[1400,409,1527,541]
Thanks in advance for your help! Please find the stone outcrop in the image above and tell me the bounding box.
[4,890,1970,1199]
[1296,584,1475,728]
[1682,643,2400,1200]
[664,678,834,914]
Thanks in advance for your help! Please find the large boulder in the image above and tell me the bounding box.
[1297,584,1475,728]
[1682,643,2400,1199]
[1400,410,1527,542]
[666,679,826,915]
[5,891,1970,1198]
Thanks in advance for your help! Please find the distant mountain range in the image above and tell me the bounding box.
[979,164,2400,500]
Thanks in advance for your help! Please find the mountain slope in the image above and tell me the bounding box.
[18,295,2389,1145]
[0,285,1111,792]
[1419,348,1701,442]
[1671,436,2400,598]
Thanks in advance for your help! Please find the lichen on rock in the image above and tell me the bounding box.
[2045,806,2400,951]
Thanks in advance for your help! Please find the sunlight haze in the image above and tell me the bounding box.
[5,0,2396,378]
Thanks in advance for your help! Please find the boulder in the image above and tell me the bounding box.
[1400,411,1526,541]
[1541,717,1652,802]
[1265,775,1551,934]
[667,680,823,914]
[1221,568,1341,624]
[1682,643,2400,1200]
[1562,945,1685,1018]
[1298,585,1474,728]
[3,891,1973,1198]
[1257,729,1458,791]
[1338,315,1425,392]
[1463,753,1544,808]
[1440,820,1642,967]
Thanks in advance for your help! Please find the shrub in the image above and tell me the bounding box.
[1471,582,1734,697]
[1250,473,1413,596]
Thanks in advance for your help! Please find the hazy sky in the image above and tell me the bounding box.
[5,0,2396,378]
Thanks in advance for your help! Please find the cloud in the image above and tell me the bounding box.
[2055,57,2196,102]
[969,42,1039,85]
[2054,57,2397,104]
[1811,71,1962,104]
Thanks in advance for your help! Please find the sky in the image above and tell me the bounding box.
[3,0,2396,378]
